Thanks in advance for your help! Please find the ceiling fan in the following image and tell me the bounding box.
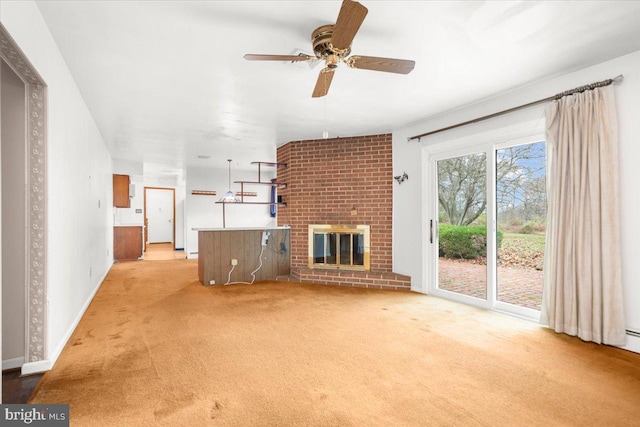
[244,0,415,98]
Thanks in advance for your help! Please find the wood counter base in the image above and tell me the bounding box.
[197,228,290,285]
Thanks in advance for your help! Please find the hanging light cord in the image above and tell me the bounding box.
[322,72,329,139]
[323,84,329,139]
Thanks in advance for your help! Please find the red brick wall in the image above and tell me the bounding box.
[277,134,393,272]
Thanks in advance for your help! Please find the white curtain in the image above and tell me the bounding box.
[541,85,626,345]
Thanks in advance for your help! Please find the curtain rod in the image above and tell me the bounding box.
[407,75,624,142]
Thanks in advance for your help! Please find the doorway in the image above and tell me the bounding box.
[0,23,49,373]
[2,59,27,370]
[144,187,175,246]
[428,139,546,319]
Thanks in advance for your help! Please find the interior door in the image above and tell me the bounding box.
[146,188,174,244]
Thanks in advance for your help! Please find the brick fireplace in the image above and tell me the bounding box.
[276,134,410,290]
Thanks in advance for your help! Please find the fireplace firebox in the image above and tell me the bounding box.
[308,225,370,271]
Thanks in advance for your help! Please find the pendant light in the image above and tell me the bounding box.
[219,159,240,203]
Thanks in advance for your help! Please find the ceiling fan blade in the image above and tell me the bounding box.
[346,55,415,74]
[312,68,335,98]
[244,54,317,62]
[331,0,368,51]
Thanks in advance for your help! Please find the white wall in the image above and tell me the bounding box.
[393,50,640,351]
[1,1,114,371]
[185,165,276,257]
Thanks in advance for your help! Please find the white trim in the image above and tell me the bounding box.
[424,150,437,296]
[21,359,52,376]
[415,148,429,294]
[494,303,541,322]
[486,147,497,306]
[429,286,492,311]
[619,334,640,354]
[2,357,25,371]
[495,301,541,320]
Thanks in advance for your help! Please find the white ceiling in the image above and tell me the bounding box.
[35,1,640,174]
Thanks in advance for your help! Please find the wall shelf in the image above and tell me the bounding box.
[234,180,287,188]
[250,161,287,183]
[250,161,286,167]
[215,201,286,206]
[217,161,287,227]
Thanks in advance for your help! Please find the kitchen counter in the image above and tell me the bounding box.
[193,226,290,232]
[197,227,290,285]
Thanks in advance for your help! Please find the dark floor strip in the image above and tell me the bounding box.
[2,369,44,403]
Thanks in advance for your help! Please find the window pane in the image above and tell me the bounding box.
[339,234,352,265]
[496,141,546,311]
[352,234,364,266]
[437,152,487,300]
[313,234,325,264]
[326,233,337,264]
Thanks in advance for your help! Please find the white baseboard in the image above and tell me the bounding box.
[619,333,640,354]
[21,359,52,376]
[43,262,113,374]
[2,357,24,371]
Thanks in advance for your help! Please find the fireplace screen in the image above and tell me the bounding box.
[308,225,370,270]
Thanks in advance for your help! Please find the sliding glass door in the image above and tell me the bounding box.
[429,140,546,318]
[495,142,546,313]
[436,152,488,301]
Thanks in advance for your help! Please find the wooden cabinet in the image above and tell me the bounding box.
[113,174,130,208]
[114,226,143,261]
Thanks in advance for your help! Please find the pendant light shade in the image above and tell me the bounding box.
[219,159,240,203]
[220,190,239,202]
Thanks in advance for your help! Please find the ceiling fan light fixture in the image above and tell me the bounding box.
[243,0,415,99]
[326,53,339,69]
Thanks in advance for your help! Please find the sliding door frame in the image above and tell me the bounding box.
[425,134,545,320]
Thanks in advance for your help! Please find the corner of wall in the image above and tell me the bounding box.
[392,132,426,293]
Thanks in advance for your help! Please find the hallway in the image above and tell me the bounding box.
[143,243,185,261]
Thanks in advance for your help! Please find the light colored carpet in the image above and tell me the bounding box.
[143,243,186,261]
[31,259,640,426]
